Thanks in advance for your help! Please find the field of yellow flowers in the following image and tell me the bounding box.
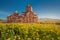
[0,23,60,40]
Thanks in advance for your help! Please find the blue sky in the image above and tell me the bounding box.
[0,0,60,20]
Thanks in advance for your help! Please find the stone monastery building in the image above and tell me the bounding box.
[7,4,38,23]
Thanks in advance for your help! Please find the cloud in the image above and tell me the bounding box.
[0,11,9,20]
[0,11,9,14]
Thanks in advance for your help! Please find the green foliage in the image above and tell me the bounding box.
[0,23,60,40]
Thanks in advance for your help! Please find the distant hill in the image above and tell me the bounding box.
[38,18,60,24]
[0,18,60,24]
[0,19,3,23]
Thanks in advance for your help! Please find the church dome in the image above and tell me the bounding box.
[15,11,18,13]
[26,4,33,12]
[14,11,19,16]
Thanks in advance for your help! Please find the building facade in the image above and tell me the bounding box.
[7,4,38,23]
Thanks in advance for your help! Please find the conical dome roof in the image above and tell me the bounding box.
[26,4,33,12]
[14,10,19,16]
[14,11,18,13]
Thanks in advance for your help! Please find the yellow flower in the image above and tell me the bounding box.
[27,38,31,40]
[36,38,39,40]
[51,38,54,40]
[7,38,10,40]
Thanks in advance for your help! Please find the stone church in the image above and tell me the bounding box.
[7,4,38,23]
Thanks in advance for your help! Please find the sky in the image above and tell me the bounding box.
[0,0,60,20]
